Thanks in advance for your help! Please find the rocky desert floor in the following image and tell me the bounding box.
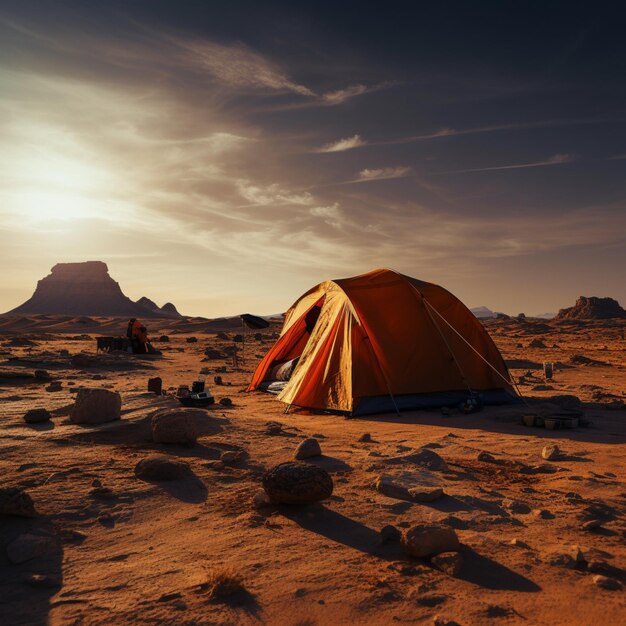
[0,316,625,626]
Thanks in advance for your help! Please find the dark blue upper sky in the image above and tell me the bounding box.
[1,0,624,315]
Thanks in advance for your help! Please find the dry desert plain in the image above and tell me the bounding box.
[0,314,625,626]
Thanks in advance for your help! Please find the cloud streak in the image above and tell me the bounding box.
[435,153,576,174]
[316,134,367,153]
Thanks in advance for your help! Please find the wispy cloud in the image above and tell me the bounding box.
[435,153,576,174]
[355,166,411,182]
[316,134,367,153]
[321,83,388,105]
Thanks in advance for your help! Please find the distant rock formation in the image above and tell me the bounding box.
[5,262,182,318]
[160,302,180,317]
[555,296,626,320]
[135,297,181,318]
[136,296,159,312]
[470,306,496,319]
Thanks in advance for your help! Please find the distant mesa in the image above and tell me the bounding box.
[5,261,182,318]
[470,306,496,319]
[555,296,626,320]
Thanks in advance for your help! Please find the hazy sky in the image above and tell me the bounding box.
[1,1,625,317]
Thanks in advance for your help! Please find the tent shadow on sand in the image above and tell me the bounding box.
[356,404,626,445]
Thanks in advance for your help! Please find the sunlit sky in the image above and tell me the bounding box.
[1,1,625,317]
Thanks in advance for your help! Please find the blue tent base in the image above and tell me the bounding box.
[353,388,520,416]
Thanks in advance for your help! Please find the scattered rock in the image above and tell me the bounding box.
[151,409,198,444]
[533,509,554,519]
[186,337,198,343]
[528,339,547,348]
[70,388,122,424]
[502,499,531,514]
[431,552,464,576]
[252,490,272,510]
[401,524,460,558]
[23,408,51,424]
[265,421,284,436]
[25,574,61,588]
[593,575,622,591]
[0,487,37,517]
[510,538,529,548]
[45,381,62,392]
[294,438,322,460]
[262,462,333,504]
[380,525,401,543]
[34,369,51,380]
[7,534,53,564]
[220,450,242,463]
[359,433,373,443]
[433,617,461,626]
[477,451,497,463]
[219,397,232,407]
[548,545,585,568]
[134,455,191,481]
[580,519,603,531]
[542,444,561,460]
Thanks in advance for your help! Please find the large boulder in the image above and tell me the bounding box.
[401,524,460,558]
[0,487,37,517]
[134,455,191,481]
[70,388,121,424]
[151,409,199,444]
[262,462,333,504]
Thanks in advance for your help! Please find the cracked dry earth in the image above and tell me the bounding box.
[0,319,625,625]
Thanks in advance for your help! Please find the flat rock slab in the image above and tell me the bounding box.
[382,448,449,472]
[376,470,444,502]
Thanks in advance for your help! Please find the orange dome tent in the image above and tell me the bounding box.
[249,269,517,415]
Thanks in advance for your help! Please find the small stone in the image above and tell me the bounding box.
[477,451,497,463]
[380,525,401,543]
[542,444,561,460]
[0,487,37,517]
[252,490,271,510]
[433,615,461,626]
[134,455,191,481]
[219,397,232,406]
[70,388,121,424]
[580,519,603,531]
[533,509,554,519]
[510,538,529,548]
[401,524,460,558]
[34,370,51,380]
[7,534,52,564]
[358,433,373,443]
[502,499,531,514]
[294,438,322,460]
[593,575,622,590]
[25,574,61,588]
[548,545,585,568]
[431,552,464,576]
[220,450,242,463]
[23,408,52,424]
[91,479,102,488]
[265,421,283,435]
[45,381,62,392]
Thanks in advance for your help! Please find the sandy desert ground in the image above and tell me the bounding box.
[1,315,625,626]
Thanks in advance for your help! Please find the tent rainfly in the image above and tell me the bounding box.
[248,268,516,416]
